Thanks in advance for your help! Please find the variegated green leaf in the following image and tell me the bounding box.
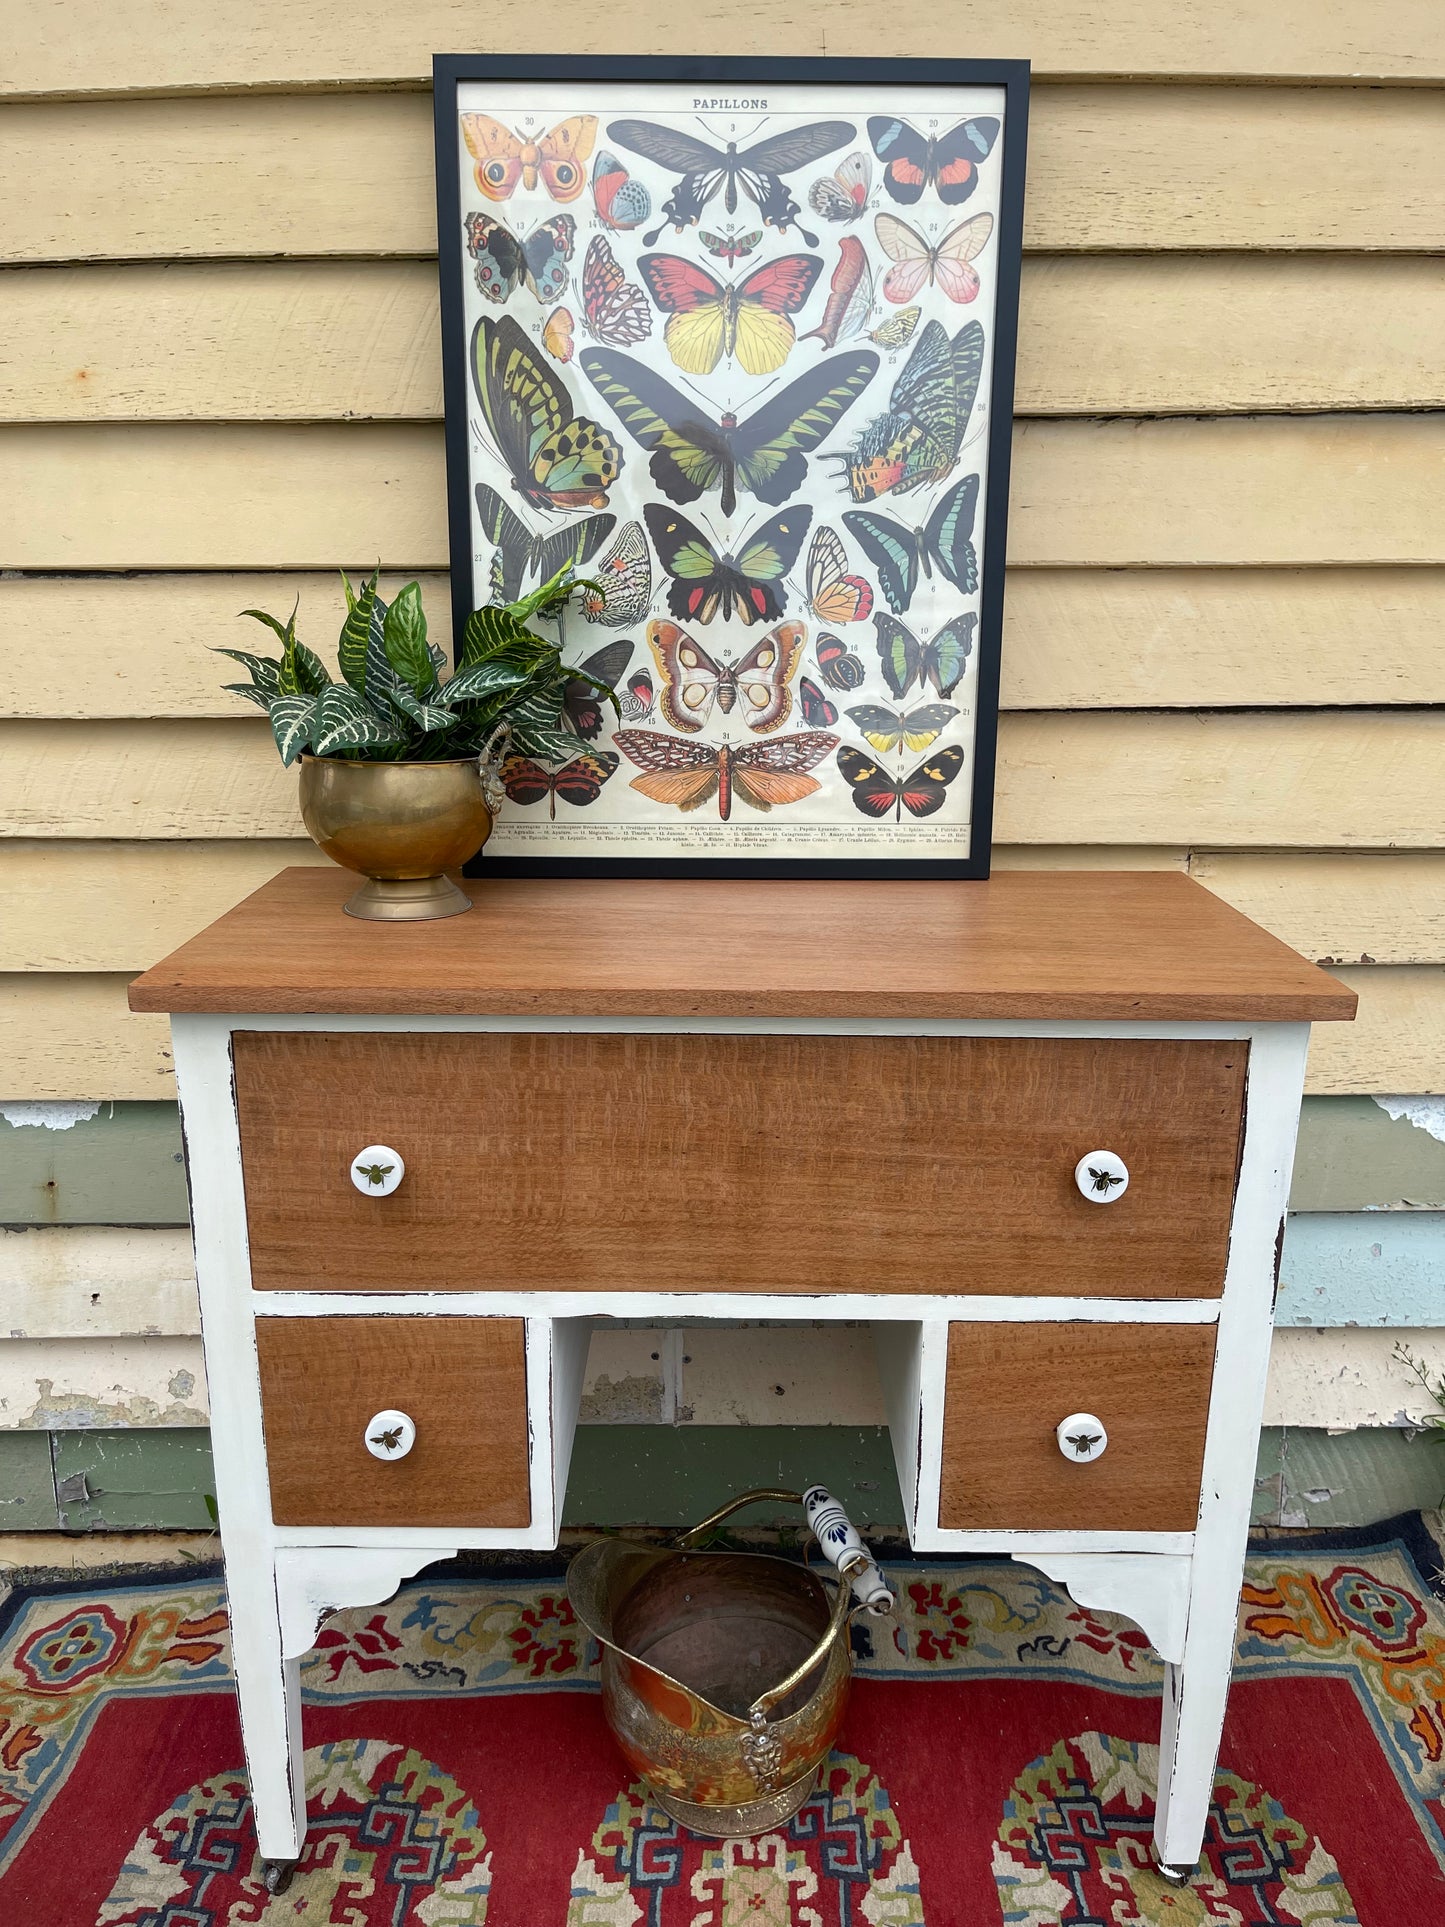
[338,571,382,693]
[310,685,403,757]
[268,694,317,766]
[510,721,593,765]
[223,681,274,712]
[442,657,534,706]
[390,684,457,732]
[292,639,332,695]
[213,647,282,694]
[383,581,434,695]
[339,568,358,616]
[459,604,540,669]
[239,608,291,650]
[427,641,447,677]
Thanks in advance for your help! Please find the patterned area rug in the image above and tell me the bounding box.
[2,1516,1444,1923]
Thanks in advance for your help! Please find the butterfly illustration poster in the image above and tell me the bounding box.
[435,56,1029,876]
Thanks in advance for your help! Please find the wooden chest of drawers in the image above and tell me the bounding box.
[130,866,1353,1884]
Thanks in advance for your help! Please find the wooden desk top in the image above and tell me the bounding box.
[128,867,1356,1022]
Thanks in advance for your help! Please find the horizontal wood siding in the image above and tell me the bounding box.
[2,22,1442,1442]
[9,2,1445,96]
[6,258,1443,423]
[6,417,1444,569]
[8,568,1445,717]
[5,90,1445,262]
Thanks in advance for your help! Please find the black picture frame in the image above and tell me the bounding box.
[434,53,1029,880]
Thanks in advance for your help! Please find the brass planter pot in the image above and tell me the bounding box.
[298,755,496,921]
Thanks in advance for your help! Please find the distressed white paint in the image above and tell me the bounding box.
[255,1291,1225,1325]
[1375,1095,1445,1144]
[1265,1326,1445,1428]
[873,1322,924,1540]
[0,1099,103,1129]
[0,1226,199,1338]
[580,1325,666,1423]
[0,1334,207,1429]
[275,1546,452,1662]
[1156,1022,1310,1873]
[167,1005,1316,1876]
[1024,1552,1192,1666]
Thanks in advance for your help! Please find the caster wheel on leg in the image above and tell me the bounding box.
[1154,1860,1194,1888]
[263,1859,297,1895]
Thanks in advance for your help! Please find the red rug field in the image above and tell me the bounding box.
[2,1516,1444,1923]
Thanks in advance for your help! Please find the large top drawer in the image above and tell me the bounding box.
[232,1030,1246,1297]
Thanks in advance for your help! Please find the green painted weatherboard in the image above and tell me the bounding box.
[1291,1096,1445,1211]
[52,1429,216,1531]
[0,1431,61,1528]
[0,1103,188,1225]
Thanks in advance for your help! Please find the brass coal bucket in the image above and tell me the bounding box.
[567,1485,894,1837]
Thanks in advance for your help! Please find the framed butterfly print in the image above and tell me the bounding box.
[435,54,1029,877]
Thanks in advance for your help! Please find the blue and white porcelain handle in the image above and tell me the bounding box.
[803,1484,894,1616]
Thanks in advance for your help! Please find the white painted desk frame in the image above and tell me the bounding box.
[173,1006,1310,1880]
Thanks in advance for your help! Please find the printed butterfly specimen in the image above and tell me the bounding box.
[608,117,855,246]
[461,114,597,202]
[647,618,805,733]
[502,749,620,818]
[592,148,652,230]
[871,307,922,351]
[845,700,960,754]
[798,675,838,728]
[542,307,575,363]
[639,252,822,377]
[807,525,873,625]
[844,319,984,499]
[815,634,866,691]
[581,236,651,347]
[701,229,764,264]
[473,482,615,604]
[873,612,976,700]
[836,742,966,819]
[620,666,656,721]
[875,211,994,305]
[579,521,652,627]
[809,150,872,223]
[801,237,925,356]
[472,314,622,511]
[842,473,980,612]
[561,639,633,739]
[615,728,839,819]
[645,502,812,627]
[579,347,878,518]
[867,116,1000,206]
[464,211,576,305]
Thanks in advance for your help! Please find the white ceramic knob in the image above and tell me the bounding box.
[1057,1413,1108,1462]
[1075,1149,1129,1203]
[350,1145,404,1197]
[364,1409,415,1460]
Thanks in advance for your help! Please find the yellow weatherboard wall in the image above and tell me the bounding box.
[1,8,1444,1521]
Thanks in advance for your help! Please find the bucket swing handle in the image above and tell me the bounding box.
[671,1485,895,1729]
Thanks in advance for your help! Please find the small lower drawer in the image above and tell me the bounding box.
[938,1321,1216,1532]
[254,1314,531,1529]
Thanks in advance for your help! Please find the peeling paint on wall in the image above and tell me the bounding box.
[0,1100,103,1130]
[21,1378,209,1431]
[1375,1095,1445,1144]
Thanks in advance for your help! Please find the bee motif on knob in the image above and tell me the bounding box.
[370,1424,405,1453]
[1087,1166,1125,1195]
[1065,1430,1104,1457]
[354,1161,395,1188]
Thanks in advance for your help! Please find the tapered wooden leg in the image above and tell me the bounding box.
[227,1554,307,1864]
[1153,1627,1233,1874]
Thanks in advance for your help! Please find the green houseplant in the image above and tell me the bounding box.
[219,566,613,920]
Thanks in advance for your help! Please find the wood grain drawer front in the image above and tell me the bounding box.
[254,1315,530,1528]
[939,1322,1217,1532]
[232,1031,1246,1296]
